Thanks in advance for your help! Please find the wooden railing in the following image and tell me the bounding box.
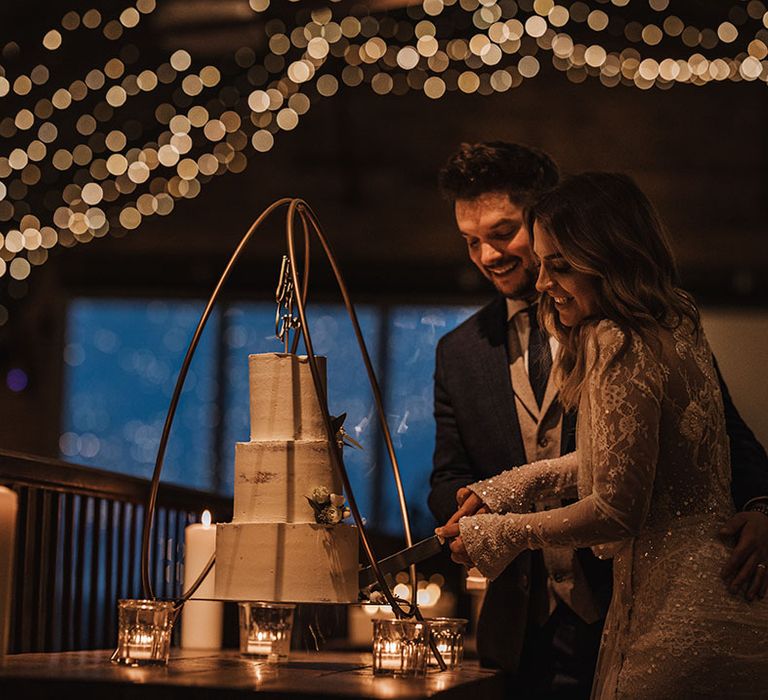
[0,449,232,654]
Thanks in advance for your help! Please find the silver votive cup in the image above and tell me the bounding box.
[238,602,296,663]
[426,617,468,669]
[372,618,429,677]
[114,599,175,666]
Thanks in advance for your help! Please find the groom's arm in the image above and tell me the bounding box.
[429,338,477,526]
[715,357,768,600]
[716,359,768,508]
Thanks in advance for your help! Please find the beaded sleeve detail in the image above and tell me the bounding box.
[466,452,579,515]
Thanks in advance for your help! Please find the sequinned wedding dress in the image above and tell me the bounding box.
[459,319,768,698]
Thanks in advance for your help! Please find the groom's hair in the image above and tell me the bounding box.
[438,141,559,206]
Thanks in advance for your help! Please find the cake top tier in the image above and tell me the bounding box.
[249,353,328,441]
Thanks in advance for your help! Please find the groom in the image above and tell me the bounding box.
[428,141,768,697]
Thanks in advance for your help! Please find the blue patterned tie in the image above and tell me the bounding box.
[527,305,552,408]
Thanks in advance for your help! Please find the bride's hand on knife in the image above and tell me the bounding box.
[435,522,473,566]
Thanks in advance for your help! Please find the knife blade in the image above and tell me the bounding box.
[358,535,445,589]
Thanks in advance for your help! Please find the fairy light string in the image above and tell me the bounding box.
[0,0,767,283]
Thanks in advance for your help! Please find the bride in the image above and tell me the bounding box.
[436,172,768,697]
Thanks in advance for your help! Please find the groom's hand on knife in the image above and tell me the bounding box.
[445,487,489,525]
[436,487,491,567]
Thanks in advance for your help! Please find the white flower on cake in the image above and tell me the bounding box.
[319,505,343,525]
[306,487,352,525]
[311,486,330,503]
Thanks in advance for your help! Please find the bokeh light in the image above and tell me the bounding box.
[0,0,762,284]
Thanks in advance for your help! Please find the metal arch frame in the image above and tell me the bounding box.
[138,197,446,669]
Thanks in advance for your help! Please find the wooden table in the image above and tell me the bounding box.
[0,649,505,699]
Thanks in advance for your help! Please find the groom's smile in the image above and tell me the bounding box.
[455,192,538,300]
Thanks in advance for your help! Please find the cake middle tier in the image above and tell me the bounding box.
[233,439,341,523]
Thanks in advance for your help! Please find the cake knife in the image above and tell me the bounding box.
[358,535,445,589]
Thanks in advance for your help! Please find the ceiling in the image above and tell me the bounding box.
[0,0,765,307]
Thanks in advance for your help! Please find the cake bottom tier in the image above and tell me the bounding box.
[214,521,359,603]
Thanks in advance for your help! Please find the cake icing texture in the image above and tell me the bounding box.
[214,353,359,603]
[233,440,338,523]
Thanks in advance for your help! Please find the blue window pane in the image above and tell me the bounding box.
[62,297,481,538]
[62,299,219,490]
[222,303,381,524]
[379,306,479,539]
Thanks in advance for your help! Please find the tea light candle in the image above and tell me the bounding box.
[0,487,18,657]
[181,510,223,650]
[372,619,428,677]
[428,641,454,668]
[246,631,275,656]
[115,599,175,666]
[425,617,467,669]
[127,633,155,660]
[239,602,295,663]
[377,641,403,670]
[128,647,154,659]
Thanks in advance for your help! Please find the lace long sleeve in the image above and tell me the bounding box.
[466,452,579,514]
[460,322,665,580]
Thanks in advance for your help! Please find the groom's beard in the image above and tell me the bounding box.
[485,259,538,301]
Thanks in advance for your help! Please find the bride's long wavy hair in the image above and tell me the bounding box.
[527,172,700,410]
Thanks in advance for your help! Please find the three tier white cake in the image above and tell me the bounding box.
[214,353,359,603]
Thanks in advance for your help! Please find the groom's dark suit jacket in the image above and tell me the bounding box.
[429,295,768,672]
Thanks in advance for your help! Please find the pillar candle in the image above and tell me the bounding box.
[181,510,223,650]
[0,486,18,656]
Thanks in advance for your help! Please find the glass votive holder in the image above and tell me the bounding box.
[426,617,468,669]
[114,599,175,666]
[238,602,296,663]
[372,619,429,677]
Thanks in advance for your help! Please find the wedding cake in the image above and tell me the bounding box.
[214,353,359,603]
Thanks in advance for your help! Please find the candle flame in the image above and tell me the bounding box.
[202,509,212,527]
